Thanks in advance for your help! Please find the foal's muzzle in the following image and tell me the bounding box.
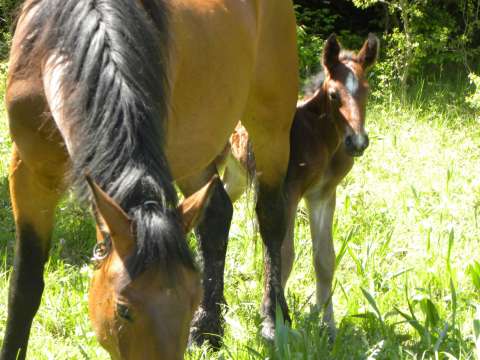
[345,133,369,157]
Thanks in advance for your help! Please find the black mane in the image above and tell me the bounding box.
[17,0,195,275]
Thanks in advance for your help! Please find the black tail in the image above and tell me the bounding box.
[17,0,195,273]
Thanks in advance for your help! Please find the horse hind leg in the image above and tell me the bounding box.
[178,165,233,349]
[1,148,65,360]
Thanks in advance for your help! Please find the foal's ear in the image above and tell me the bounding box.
[178,175,220,233]
[322,33,341,72]
[86,175,134,258]
[357,33,379,70]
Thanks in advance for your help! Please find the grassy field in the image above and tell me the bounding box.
[0,64,479,359]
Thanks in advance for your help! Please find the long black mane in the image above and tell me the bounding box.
[17,0,195,275]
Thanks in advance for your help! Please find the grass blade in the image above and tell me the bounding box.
[447,228,454,274]
[361,287,384,325]
[394,306,426,337]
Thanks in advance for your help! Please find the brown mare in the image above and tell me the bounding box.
[2,0,298,359]
[220,34,379,337]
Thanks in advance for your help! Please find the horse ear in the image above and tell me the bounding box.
[86,175,134,258]
[178,175,220,233]
[358,33,379,70]
[322,33,341,72]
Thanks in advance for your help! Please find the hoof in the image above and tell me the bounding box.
[260,318,275,342]
[189,306,224,349]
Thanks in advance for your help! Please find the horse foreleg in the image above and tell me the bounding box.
[1,148,64,360]
[280,191,300,288]
[179,168,233,349]
[256,182,291,340]
[243,104,296,340]
[306,192,337,339]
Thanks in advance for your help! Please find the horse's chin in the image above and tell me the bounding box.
[346,148,365,157]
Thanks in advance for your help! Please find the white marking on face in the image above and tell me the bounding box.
[345,71,359,96]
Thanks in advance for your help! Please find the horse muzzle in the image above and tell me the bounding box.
[345,133,369,157]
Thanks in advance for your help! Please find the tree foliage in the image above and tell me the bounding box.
[295,0,480,93]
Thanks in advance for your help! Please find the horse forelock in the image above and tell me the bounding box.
[339,50,357,62]
[18,0,195,275]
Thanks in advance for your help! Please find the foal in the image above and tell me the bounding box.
[220,33,379,335]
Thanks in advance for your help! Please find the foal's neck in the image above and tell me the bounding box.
[299,88,342,155]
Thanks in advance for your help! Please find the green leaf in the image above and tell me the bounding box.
[468,261,480,291]
[360,287,384,325]
[446,228,454,274]
[450,278,457,330]
[394,306,426,336]
[419,298,440,329]
[335,226,356,269]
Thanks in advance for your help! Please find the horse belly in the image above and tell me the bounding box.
[165,0,257,181]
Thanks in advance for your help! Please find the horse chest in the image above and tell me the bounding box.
[300,150,353,200]
[302,166,336,200]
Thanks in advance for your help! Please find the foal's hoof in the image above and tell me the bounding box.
[189,306,224,349]
[260,318,275,342]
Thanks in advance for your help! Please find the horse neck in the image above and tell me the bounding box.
[298,88,342,155]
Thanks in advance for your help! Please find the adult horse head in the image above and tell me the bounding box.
[87,176,219,359]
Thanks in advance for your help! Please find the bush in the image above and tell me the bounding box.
[467,73,480,114]
[0,0,20,59]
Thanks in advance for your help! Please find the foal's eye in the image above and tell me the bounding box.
[328,89,339,101]
[116,303,134,322]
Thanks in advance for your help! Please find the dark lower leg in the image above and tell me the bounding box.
[257,183,290,339]
[1,225,48,360]
[190,179,233,348]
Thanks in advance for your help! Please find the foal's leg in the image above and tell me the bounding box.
[1,148,65,360]
[178,166,233,348]
[305,192,337,337]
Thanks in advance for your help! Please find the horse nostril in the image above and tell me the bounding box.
[345,136,353,148]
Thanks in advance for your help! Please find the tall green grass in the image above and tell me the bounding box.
[0,67,479,359]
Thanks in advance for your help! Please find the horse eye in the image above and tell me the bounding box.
[116,303,133,322]
[328,89,339,101]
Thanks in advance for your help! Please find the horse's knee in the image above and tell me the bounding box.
[256,184,287,244]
